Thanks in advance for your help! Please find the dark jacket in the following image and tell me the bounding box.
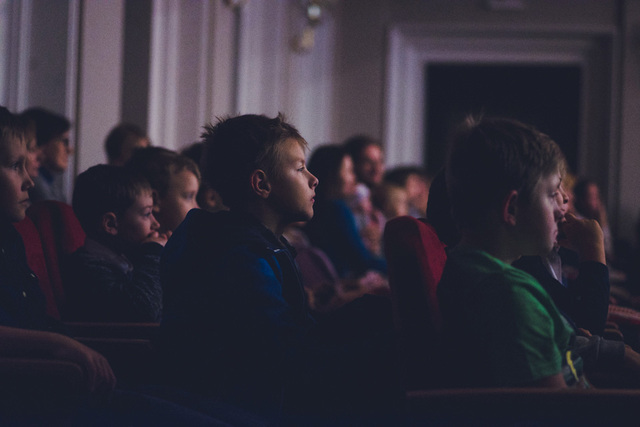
[304,199,387,278]
[0,222,66,333]
[157,209,316,410]
[63,238,163,322]
[514,248,610,335]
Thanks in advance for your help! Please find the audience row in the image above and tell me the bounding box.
[6,104,640,424]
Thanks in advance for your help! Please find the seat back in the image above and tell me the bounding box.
[25,201,86,317]
[14,216,60,319]
[383,215,448,390]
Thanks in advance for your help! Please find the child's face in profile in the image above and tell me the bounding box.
[0,136,34,223]
[356,144,385,188]
[154,168,199,232]
[40,131,72,173]
[516,171,564,257]
[268,138,318,224]
[117,190,159,245]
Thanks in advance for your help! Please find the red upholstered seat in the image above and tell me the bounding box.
[14,215,60,319]
[25,201,86,318]
[383,215,448,390]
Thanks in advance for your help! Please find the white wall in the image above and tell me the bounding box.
[75,0,125,175]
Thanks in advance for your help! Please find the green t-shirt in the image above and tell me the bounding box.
[437,247,575,387]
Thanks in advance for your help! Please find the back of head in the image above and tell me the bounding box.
[426,168,460,247]
[21,107,70,146]
[125,146,200,198]
[446,116,564,232]
[384,165,427,187]
[73,164,151,237]
[104,122,149,166]
[343,134,380,165]
[180,141,204,170]
[307,144,347,202]
[200,113,305,210]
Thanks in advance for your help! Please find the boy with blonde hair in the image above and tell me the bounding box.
[158,113,319,414]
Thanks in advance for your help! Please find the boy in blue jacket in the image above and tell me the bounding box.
[158,113,398,422]
[158,114,319,412]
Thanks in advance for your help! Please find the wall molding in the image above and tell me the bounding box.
[384,23,619,187]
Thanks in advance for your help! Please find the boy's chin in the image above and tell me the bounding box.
[9,208,27,223]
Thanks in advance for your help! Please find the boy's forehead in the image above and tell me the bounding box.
[131,189,154,207]
[282,138,306,157]
[0,134,25,160]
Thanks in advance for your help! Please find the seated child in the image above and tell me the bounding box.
[0,106,116,393]
[180,141,227,213]
[125,146,200,233]
[384,165,431,218]
[64,164,168,322]
[430,164,640,386]
[437,116,582,388]
[157,114,397,420]
[514,182,611,336]
[157,114,320,414]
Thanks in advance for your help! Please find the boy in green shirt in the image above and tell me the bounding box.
[437,116,579,387]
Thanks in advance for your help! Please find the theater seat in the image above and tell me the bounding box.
[15,201,159,383]
[25,200,86,317]
[14,215,60,319]
[382,215,447,391]
[383,216,640,424]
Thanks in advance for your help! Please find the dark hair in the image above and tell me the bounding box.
[572,178,599,216]
[0,106,26,154]
[180,141,204,170]
[446,115,564,231]
[385,165,428,187]
[200,113,306,210]
[307,144,348,202]
[125,146,200,198]
[72,164,151,237]
[104,122,148,164]
[21,107,70,146]
[343,134,381,165]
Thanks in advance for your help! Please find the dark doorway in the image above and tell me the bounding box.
[425,64,581,176]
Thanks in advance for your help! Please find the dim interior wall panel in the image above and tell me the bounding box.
[148,0,236,150]
[617,0,640,243]
[75,0,124,175]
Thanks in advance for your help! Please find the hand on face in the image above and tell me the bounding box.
[143,230,172,247]
[557,211,606,264]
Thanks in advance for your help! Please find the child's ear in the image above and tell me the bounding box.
[101,212,119,236]
[250,169,271,199]
[502,190,518,226]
